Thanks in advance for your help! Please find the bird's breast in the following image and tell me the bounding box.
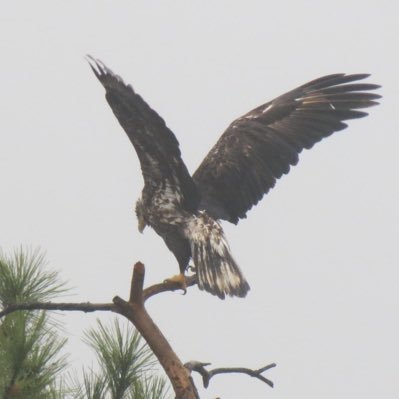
[143,192,188,228]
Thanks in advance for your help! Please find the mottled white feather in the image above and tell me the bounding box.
[184,212,250,299]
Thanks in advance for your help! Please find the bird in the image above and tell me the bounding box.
[87,56,380,299]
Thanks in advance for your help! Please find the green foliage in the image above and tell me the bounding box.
[0,247,67,306]
[73,318,170,399]
[0,248,68,399]
[0,311,68,398]
[0,248,170,399]
[72,370,108,399]
[129,374,171,399]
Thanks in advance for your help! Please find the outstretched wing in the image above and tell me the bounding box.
[193,74,381,223]
[88,57,199,211]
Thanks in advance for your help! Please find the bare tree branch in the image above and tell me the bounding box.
[0,270,197,319]
[0,269,197,319]
[0,262,275,398]
[184,360,276,388]
[129,261,145,305]
[113,262,200,399]
[0,263,199,398]
[143,274,197,301]
[0,301,116,318]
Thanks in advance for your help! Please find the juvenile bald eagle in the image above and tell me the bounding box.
[88,57,380,299]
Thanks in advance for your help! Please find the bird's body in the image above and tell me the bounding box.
[88,57,380,299]
[135,165,249,298]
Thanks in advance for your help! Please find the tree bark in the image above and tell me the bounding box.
[0,262,275,398]
[113,262,199,399]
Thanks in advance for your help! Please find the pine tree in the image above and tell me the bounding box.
[0,248,170,399]
[73,318,169,399]
[0,248,68,398]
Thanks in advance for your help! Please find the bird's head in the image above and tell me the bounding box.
[135,198,147,233]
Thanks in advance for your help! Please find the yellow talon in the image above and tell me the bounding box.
[187,264,196,273]
[164,273,187,295]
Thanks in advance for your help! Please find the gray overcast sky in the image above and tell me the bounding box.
[1,1,398,398]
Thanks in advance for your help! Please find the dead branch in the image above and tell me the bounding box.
[184,360,276,388]
[113,262,199,399]
[143,274,197,301]
[0,263,200,398]
[0,262,275,398]
[0,270,197,319]
[0,301,116,318]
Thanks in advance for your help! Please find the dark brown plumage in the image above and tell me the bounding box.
[194,74,381,223]
[88,56,380,299]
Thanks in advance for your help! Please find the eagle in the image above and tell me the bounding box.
[88,57,380,299]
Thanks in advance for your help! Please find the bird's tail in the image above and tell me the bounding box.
[184,212,250,299]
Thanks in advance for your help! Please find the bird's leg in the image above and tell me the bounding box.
[164,273,187,294]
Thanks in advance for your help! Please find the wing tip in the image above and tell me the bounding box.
[344,74,382,91]
[85,54,103,78]
[304,72,381,92]
[346,72,370,80]
[86,55,127,86]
